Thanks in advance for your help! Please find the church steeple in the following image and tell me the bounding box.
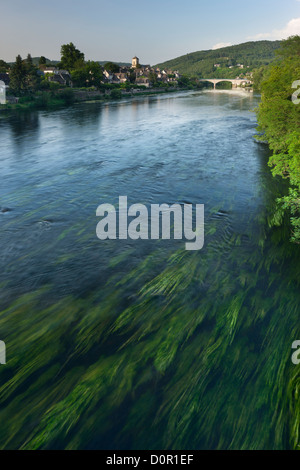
[132,56,139,68]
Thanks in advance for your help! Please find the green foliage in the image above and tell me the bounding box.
[39,56,47,66]
[9,55,27,94]
[156,41,281,78]
[1,90,300,450]
[24,54,40,92]
[9,54,40,94]
[103,62,119,73]
[252,65,270,91]
[39,78,51,90]
[256,36,300,243]
[216,81,232,90]
[276,187,300,242]
[110,89,122,99]
[49,82,61,91]
[60,43,85,71]
[0,220,299,449]
[0,59,9,73]
[148,71,158,86]
[57,88,75,105]
[277,35,300,59]
[177,75,190,87]
[71,61,103,88]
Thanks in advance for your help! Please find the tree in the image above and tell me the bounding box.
[129,70,136,83]
[103,62,119,73]
[148,71,158,86]
[110,89,122,99]
[25,53,34,73]
[9,54,40,94]
[0,60,9,73]
[256,35,300,242]
[252,65,269,92]
[39,56,47,66]
[9,55,27,94]
[24,54,40,92]
[71,61,103,88]
[178,75,190,87]
[60,43,85,71]
[277,35,300,59]
[70,68,88,88]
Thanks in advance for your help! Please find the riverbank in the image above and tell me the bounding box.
[0,85,255,116]
[0,86,192,114]
[255,36,300,244]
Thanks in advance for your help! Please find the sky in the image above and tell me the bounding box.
[1,0,300,64]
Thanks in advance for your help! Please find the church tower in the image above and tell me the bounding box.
[132,56,140,68]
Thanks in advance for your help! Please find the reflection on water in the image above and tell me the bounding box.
[0,91,299,450]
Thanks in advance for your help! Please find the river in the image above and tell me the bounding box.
[0,90,299,449]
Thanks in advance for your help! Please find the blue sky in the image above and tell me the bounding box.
[1,0,300,64]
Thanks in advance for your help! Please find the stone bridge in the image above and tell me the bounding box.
[199,78,253,89]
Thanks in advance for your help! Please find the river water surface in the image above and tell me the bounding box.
[0,90,299,449]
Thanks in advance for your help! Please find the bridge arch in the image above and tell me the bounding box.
[199,78,253,89]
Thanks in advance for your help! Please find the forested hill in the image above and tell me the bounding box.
[155,40,281,78]
[16,58,131,68]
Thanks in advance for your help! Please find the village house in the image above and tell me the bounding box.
[43,67,58,74]
[48,71,73,87]
[167,77,178,84]
[135,68,144,77]
[103,70,114,81]
[41,66,73,86]
[0,73,10,89]
[115,72,129,83]
[102,56,179,88]
[0,74,21,104]
[135,77,151,88]
[111,74,122,85]
[0,73,9,104]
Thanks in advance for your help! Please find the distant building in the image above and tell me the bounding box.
[115,73,128,83]
[102,56,179,89]
[43,67,58,74]
[103,70,114,81]
[135,77,150,88]
[111,74,121,84]
[132,56,140,68]
[48,71,73,87]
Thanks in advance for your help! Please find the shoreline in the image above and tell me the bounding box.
[0,87,190,115]
[0,85,254,115]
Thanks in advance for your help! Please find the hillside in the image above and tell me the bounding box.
[155,40,281,78]
[31,58,59,66]
[6,58,131,68]
[32,58,131,68]
[98,61,131,67]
